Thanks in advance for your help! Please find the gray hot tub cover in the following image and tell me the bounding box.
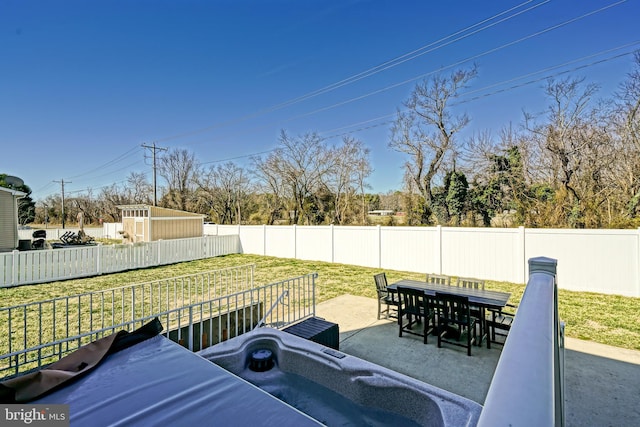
[1,318,163,403]
[27,330,322,426]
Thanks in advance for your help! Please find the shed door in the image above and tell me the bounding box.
[134,218,144,242]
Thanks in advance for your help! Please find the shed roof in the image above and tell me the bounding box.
[117,204,204,218]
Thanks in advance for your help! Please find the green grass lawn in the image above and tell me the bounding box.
[2,253,639,351]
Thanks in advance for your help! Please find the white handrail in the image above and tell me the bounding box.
[256,290,289,328]
[479,257,564,427]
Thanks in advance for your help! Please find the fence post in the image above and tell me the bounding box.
[519,226,526,284]
[377,225,382,268]
[11,249,19,287]
[436,225,443,274]
[637,228,640,297]
[293,224,297,259]
[263,224,267,256]
[331,224,335,263]
[125,242,131,270]
[96,244,102,275]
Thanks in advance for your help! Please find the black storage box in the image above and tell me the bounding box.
[283,317,339,350]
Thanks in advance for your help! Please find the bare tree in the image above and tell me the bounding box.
[525,77,614,227]
[253,131,331,225]
[158,148,198,211]
[389,66,477,224]
[323,136,371,224]
[252,154,287,225]
[196,162,252,224]
[72,191,99,225]
[98,184,128,222]
[355,144,373,225]
[619,52,640,150]
[126,172,153,204]
[612,52,640,221]
[93,173,153,222]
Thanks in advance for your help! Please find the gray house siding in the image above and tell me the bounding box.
[0,187,25,252]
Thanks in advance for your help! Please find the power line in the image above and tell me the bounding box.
[33,181,56,194]
[111,1,628,172]
[150,0,627,149]
[35,0,633,192]
[65,145,143,180]
[258,1,551,113]
[63,168,154,196]
[181,0,630,146]
[43,160,147,199]
[320,45,640,141]
[76,159,146,182]
[456,49,640,106]
[151,1,550,144]
[264,0,631,127]
[458,41,640,100]
[33,147,143,199]
[199,149,278,165]
[65,178,134,195]
[40,43,637,196]
[188,42,639,167]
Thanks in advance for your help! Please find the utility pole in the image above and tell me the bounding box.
[142,142,167,206]
[43,203,49,229]
[53,179,70,228]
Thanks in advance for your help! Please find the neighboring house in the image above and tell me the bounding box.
[0,186,27,252]
[117,205,204,243]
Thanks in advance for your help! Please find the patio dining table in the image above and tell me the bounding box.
[388,279,511,310]
[387,279,512,346]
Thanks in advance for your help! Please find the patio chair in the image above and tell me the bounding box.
[456,277,486,342]
[426,273,451,286]
[374,273,398,320]
[397,286,434,344]
[486,304,516,348]
[435,292,479,356]
[456,277,485,290]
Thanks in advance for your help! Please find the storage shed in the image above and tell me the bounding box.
[117,205,204,243]
[0,186,26,252]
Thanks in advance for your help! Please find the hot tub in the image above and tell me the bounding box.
[198,327,481,426]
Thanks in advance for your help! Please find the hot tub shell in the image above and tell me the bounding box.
[199,327,482,426]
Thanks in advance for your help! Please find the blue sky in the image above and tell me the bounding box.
[2,0,639,202]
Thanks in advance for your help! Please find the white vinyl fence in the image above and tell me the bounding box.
[1,235,241,288]
[206,224,640,297]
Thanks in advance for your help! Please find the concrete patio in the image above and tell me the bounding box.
[315,294,640,427]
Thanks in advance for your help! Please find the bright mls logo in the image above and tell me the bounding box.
[1,405,69,426]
